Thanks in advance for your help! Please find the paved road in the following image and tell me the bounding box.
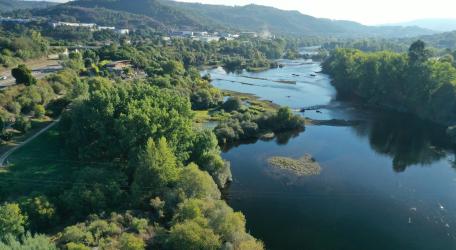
[0,118,60,167]
[0,61,63,88]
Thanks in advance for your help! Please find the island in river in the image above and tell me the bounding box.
[203,56,456,250]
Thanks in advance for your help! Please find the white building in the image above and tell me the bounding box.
[98,26,115,31]
[52,22,97,30]
[116,29,129,35]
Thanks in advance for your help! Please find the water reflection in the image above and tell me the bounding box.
[222,129,303,152]
[208,59,456,250]
[353,111,454,172]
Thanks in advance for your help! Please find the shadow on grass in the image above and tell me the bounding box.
[0,127,80,200]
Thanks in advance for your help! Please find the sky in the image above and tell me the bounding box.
[42,0,456,25]
[174,0,456,25]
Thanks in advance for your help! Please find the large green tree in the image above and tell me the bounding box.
[131,137,180,204]
[61,83,194,164]
[11,64,37,86]
[0,203,27,240]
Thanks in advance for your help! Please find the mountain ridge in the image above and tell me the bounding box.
[58,0,435,38]
[0,0,57,12]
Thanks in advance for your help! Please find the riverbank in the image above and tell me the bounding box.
[217,58,456,250]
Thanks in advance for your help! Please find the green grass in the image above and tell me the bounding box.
[0,127,80,200]
[0,117,54,155]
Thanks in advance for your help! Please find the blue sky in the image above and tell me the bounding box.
[41,0,456,25]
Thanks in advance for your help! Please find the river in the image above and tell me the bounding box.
[203,58,456,250]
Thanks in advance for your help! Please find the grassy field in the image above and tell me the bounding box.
[0,117,55,156]
[0,127,80,200]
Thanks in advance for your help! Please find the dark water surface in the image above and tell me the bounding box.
[205,59,456,250]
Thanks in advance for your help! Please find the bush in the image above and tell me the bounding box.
[7,102,21,115]
[222,97,242,112]
[119,233,145,250]
[13,116,31,133]
[33,104,45,118]
[11,64,37,86]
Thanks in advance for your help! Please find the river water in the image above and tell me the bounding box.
[204,59,456,250]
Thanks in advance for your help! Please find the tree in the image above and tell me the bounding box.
[65,242,90,250]
[171,198,264,249]
[222,97,242,112]
[0,115,5,135]
[119,233,145,250]
[61,83,194,163]
[167,220,221,250]
[162,60,185,76]
[13,116,31,133]
[0,203,27,240]
[131,138,180,204]
[19,194,57,231]
[175,163,221,200]
[408,40,430,65]
[0,233,56,250]
[11,64,36,86]
[33,104,45,118]
[60,168,127,220]
[189,130,231,187]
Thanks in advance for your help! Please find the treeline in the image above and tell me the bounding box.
[323,40,456,128]
[322,31,456,54]
[322,39,409,53]
[170,38,301,72]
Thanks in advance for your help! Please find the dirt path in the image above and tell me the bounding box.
[0,118,60,167]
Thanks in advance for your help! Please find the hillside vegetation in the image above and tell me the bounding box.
[35,0,436,38]
[0,0,56,12]
[323,41,456,126]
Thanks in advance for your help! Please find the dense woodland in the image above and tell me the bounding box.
[0,21,313,249]
[323,41,456,138]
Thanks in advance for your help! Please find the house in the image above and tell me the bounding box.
[105,60,132,75]
[52,22,97,30]
[116,29,130,35]
[98,26,116,31]
[171,31,194,37]
[193,31,208,37]
[240,32,258,38]
[194,36,220,42]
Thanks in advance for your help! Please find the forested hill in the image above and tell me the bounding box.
[58,0,434,38]
[163,1,434,37]
[0,0,57,12]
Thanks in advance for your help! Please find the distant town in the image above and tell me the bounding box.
[0,16,275,43]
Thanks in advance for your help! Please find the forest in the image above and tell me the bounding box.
[322,40,456,138]
[0,22,313,249]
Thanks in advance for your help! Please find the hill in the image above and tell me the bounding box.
[390,19,456,32]
[56,0,435,38]
[33,5,164,29]
[0,0,57,12]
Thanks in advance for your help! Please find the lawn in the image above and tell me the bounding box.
[0,127,80,200]
[0,117,54,156]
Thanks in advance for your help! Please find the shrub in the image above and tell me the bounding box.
[33,104,45,118]
[222,97,242,112]
[11,64,36,86]
[13,116,31,133]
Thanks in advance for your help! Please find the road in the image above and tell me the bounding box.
[0,118,60,167]
[0,59,63,88]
